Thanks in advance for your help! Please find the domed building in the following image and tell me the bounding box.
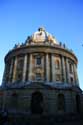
[0,27,83,115]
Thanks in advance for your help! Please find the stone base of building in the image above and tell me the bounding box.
[0,82,83,115]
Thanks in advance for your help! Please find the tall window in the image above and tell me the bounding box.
[36,73,41,80]
[57,94,65,111]
[55,60,60,69]
[36,56,41,65]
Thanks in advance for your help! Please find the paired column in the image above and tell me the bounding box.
[65,58,70,83]
[46,53,50,81]
[51,54,56,82]
[12,57,17,82]
[22,55,27,82]
[9,59,14,82]
[28,54,33,81]
[61,56,66,83]
[74,64,79,86]
[2,64,7,86]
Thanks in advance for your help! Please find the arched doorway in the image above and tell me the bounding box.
[31,91,43,114]
[76,95,80,113]
[57,94,65,112]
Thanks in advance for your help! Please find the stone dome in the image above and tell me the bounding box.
[30,27,58,44]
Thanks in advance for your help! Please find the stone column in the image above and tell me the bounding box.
[72,64,75,85]
[61,56,66,83]
[51,54,55,82]
[9,59,14,82]
[74,64,79,86]
[28,54,33,81]
[2,64,7,86]
[49,54,52,81]
[12,57,17,82]
[65,58,69,83]
[44,54,46,81]
[46,53,50,81]
[22,54,27,82]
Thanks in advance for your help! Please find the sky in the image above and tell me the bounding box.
[0,0,83,90]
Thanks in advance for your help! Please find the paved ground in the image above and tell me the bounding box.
[0,113,83,125]
[1,119,83,125]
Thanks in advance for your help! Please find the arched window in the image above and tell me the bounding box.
[55,60,60,69]
[57,94,65,112]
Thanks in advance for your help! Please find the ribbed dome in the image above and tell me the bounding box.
[31,27,58,44]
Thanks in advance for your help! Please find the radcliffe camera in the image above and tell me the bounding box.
[0,0,83,124]
[0,27,83,124]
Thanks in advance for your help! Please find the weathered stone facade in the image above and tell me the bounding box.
[0,27,83,115]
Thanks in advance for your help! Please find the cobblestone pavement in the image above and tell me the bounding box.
[0,113,83,125]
